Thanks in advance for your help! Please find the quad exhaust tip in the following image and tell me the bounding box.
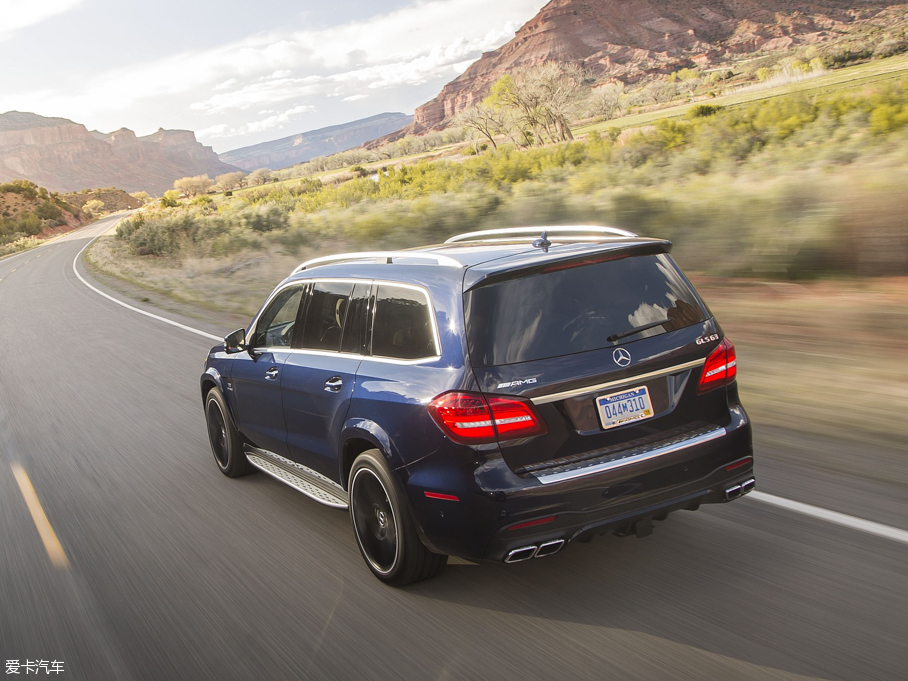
[504,539,565,563]
[725,477,756,501]
[535,539,565,557]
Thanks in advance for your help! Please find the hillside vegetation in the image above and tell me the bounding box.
[112,72,908,295]
[0,180,84,257]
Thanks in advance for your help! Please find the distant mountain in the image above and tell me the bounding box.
[219,112,413,171]
[0,111,240,195]
[394,0,908,135]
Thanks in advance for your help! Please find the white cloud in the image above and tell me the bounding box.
[0,0,84,40]
[0,0,541,145]
[199,104,316,138]
[213,78,238,91]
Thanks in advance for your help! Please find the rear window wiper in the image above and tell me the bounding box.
[607,319,668,343]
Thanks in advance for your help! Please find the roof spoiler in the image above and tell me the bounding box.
[463,240,672,291]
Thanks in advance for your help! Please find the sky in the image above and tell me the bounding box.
[0,0,545,153]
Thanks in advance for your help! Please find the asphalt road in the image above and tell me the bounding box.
[1,216,906,680]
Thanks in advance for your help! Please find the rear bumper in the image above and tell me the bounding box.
[405,405,753,562]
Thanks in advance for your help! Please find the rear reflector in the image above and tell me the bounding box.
[424,492,459,501]
[697,338,737,394]
[428,391,547,444]
[724,457,753,472]
[508,516,558,531]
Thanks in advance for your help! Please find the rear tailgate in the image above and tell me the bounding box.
[464,250,731,476]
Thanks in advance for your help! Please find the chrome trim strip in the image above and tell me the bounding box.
[445,225,637,243]
[245,447,349,508]
[535,427,727,485]
[530,358,706,405]
[293,251,463,273]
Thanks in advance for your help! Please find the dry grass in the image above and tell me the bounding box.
[86,236,350,317]
[698,277,908,450]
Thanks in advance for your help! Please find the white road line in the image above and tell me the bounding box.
[68,220,908,548]
[72,226,221,342]
[748,491,908,545]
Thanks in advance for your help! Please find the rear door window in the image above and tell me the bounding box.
[465,254,708,367]
[371,285,437,360]
[299,282,355,352]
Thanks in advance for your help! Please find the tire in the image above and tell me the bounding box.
[205,387,250,478]
[348,449,447,587]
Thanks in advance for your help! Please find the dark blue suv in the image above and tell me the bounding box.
[201,226,754,586]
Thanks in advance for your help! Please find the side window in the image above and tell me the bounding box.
[371,285,437,360]
[300,282,355,352]
[251,285,305,348]
[340,283,372,355]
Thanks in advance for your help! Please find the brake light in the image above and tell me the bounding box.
[697,338,737,394]
[428,392,547,444]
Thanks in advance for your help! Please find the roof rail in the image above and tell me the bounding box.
[444,225,637,244]
[292,251,464,274]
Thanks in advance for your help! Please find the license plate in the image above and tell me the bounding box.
[596,386,654,430]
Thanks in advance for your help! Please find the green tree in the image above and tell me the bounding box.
[670,68,701,102]
[161,190,180,208]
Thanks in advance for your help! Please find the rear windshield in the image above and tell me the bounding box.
[465,254,708,367]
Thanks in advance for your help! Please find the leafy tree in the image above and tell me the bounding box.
[174,175,214,197]
[161,190,181,208]
[670,68,701,102]
[131,191,152,204]
[488,63,585,146]
[248,168,275,185]
[215,171,246,191]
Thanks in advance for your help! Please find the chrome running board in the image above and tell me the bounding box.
[534,427,727,485]
[245,447,348,509]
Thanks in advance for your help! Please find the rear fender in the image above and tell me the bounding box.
[340,418,407,477]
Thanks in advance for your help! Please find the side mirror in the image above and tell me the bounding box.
[224,328,247,354]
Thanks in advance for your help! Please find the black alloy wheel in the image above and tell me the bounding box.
[349,449,446,586]
[205,387,250,478]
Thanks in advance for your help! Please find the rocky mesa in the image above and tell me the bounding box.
[0,111,241,195]
[406,0,908,133]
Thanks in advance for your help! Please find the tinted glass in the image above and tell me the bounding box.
[300,282,354,352]
[465,254,708,367]
[372,285,436,360]
[252,285,304,348]
[340,283,372,355]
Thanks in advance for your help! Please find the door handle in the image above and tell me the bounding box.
[324,377,343,392]
[265,366,279,381]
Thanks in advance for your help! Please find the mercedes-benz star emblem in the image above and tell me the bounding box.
[613,348,632,367]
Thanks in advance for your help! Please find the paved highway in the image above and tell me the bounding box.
[1,216,906,680]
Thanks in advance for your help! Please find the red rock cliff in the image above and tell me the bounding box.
[407,0,906,132]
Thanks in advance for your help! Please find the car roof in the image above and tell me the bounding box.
[283,227,672,290]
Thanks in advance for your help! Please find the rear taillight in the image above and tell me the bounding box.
[428,392,547,444]
[697,338,737,394]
